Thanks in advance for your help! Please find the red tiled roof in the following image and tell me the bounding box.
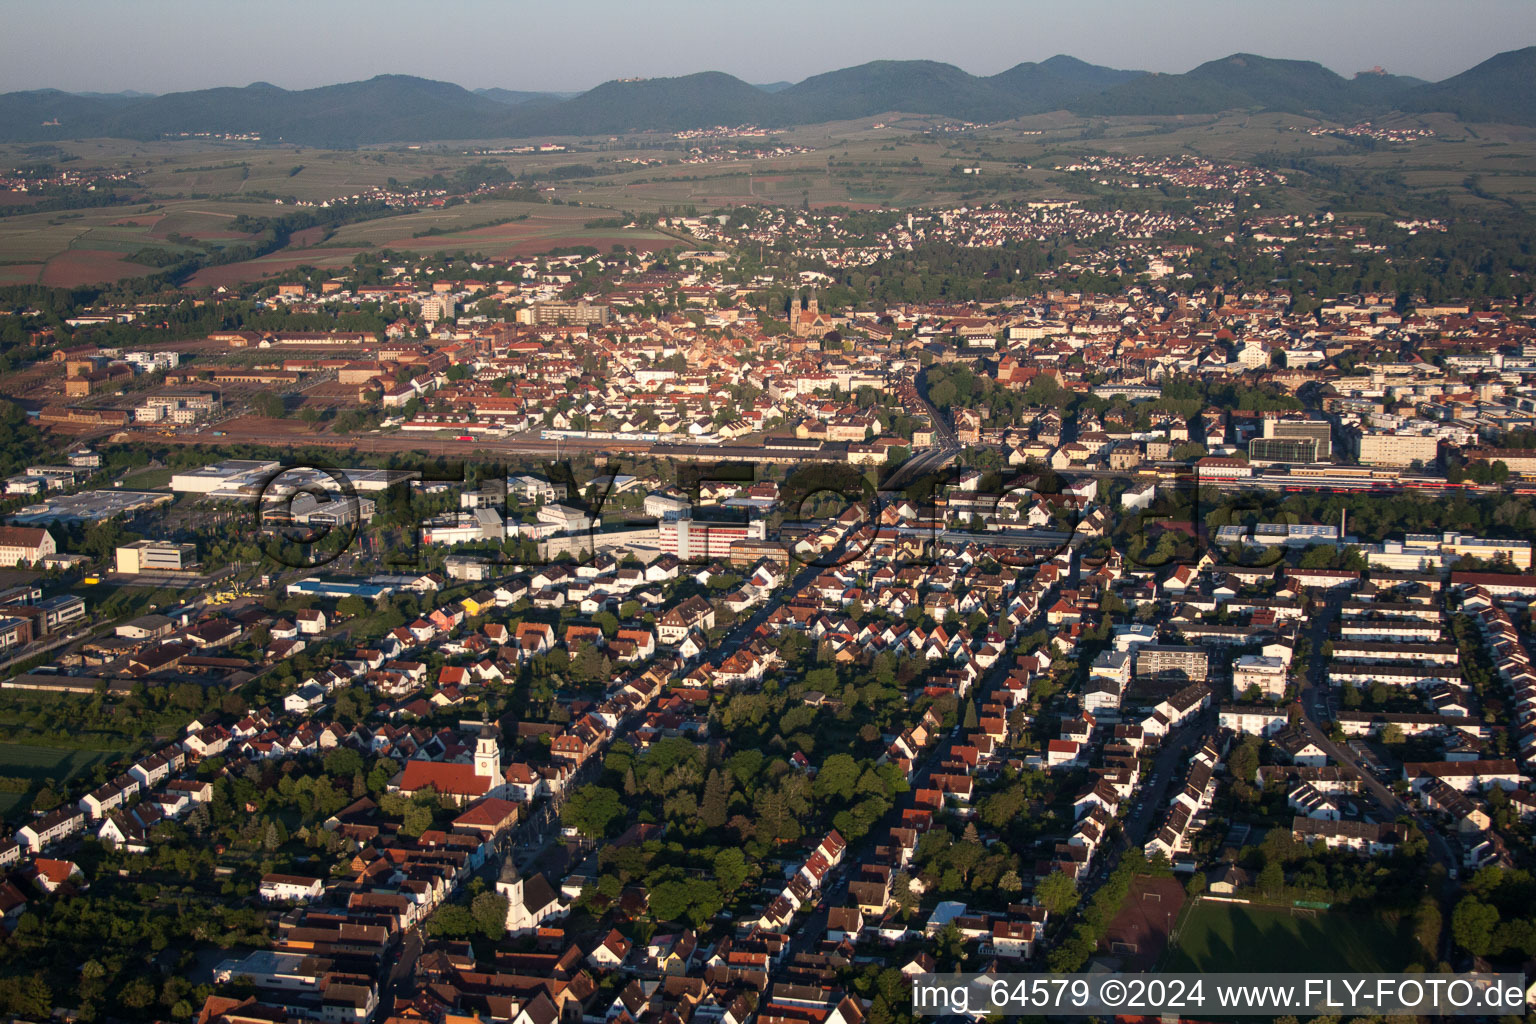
[399,761,491,797]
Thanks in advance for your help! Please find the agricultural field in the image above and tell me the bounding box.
[186,200,678,287]
[3,110,1535,288]
[286,197,674,255]
[0,196,266,287]
[1162,899,1419,974]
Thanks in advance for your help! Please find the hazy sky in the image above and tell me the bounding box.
[3,0,1533,94]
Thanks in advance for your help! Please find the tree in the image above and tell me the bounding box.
[252,392,286,419]
[812,753,860,802]
[1036,870,1079,916]
[1451,897,1501,957]
[682,879,724,927]
[400,802,433,837]
[1229,736,1259,784]
[471,891,509,939]
[700,769,730,829]
[562,784,622,839]
[753,785,803,845]
[1186,872,1206,897]
[714,847,748,894]
[426,903,479,938]
[120,977,156,1009]
[1257,860,1284,897]
[569,644,613,686]
[649,879,693,923]
[324,747,364,778]
[0,974,53,1018]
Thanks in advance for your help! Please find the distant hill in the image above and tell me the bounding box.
[501,57,1150,134]
[1346,69,1428,105]
[474,88,576,106]
[772,60,1022,123]
[1073,52,1423,117]
[0,89,121,139]
[0,47,1531,146]
[0,76,516,145]
[1402,46,1536,125]
[101,76,517,146]
[73,90,156,101]
[987,54,1146,113]
[503,72,777,135]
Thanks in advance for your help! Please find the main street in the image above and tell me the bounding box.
[881,367,963,493]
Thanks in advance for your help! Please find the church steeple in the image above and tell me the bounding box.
[474,723,501,783]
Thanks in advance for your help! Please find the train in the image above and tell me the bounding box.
[541,428,664,443]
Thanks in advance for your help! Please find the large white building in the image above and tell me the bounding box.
[115,540,197,574]
[659,517,765,561]
[1233,654,1288,700]
[1355,432,1439,467]
[1359,531,1533,572]
[0,526,55,567]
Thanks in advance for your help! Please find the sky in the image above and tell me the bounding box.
[2,0,1533,95]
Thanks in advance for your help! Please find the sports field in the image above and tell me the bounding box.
[1162,899,1416,974]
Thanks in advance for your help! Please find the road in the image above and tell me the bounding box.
[1040,707,1216,952]
[881,368,963,493]
[911,368,961,450]
[1123,710,1218,848]
[1294,596,1458,872]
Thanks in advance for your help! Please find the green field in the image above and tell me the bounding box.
[0,743,130,817]
[1163,899,1417,974]
[0,743,127,781]
[119,465,176,490]
[2,108,1535,287]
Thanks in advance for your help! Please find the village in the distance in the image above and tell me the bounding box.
[1,15,1536,1024]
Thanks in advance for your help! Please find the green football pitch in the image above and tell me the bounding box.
[1163,899,1417,973]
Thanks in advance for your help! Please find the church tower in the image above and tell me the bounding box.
[807,290,818,318]
[496,851,525,934]
[474,724,501,784]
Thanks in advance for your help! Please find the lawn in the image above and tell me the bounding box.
[0,743,128,782]
[0,742,131,819]
[119,465,176,490]
[1162,899,1417,974]
[0,742,135,820]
